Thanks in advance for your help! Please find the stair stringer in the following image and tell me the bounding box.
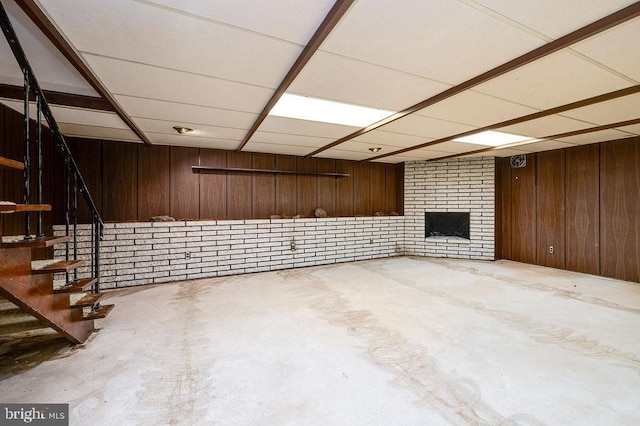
[0,247,95,344]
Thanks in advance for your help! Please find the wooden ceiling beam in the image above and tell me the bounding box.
[311,1,640,158]
[423,117,640,163]
[235,0,356,152]
[366,84,640,161]
[0,83,113,111]
[15,0,151,144]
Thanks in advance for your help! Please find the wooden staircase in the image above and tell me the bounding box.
[0,156,113,344]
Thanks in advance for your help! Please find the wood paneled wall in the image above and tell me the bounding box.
[496,137,640,283]
[58,139,404,223]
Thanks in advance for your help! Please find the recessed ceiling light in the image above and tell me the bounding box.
[369,147,382,153]
[173,126,193,134]
[453,130,532,146]
[269,93,394,127]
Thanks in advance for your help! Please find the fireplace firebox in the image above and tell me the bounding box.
[425,212,470,239]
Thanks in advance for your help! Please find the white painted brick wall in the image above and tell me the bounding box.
[54,216,406,288]
[403,157,495,260]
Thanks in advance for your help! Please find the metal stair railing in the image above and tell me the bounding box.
[1,3,104,311]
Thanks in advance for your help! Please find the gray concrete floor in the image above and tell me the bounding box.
[1,256,639,425]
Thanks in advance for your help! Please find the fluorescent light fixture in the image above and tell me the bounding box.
[454,130,532,146]
[269,93,394,127]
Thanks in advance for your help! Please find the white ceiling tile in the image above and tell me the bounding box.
[499,115,595,138]
[510,140,577,152]
[320,0,544,84]
[381,115,476,139]
[132,118,247,143]
[315,149,373,161]
[469,0,636,39]
[0,100,127,129]
[39,0,303,89]
[249,131,333,147]
[332,140,446,158]
[0,1,96,96]
[243,142,316,157]
[147,133,239,150]
[464,147,529,158]
[558,93,640,125]
[572,18,640,82]
[83,55,273,114]
[288,51,451,110]
[415,90,539,127]
[616,124,640,135]
[256,116,359,139]
[425,141,490,154]
[474,51,632,109]
[142,0,335,44]
[57,123,141,142]
[115,96,258,130]
[555,129,634,145]
[352,131,432,148]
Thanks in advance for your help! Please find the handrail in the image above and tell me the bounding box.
[1,3,104,298]
[0,4,103,227]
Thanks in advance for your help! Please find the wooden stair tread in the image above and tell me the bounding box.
[84,304,114,320]
[0,202,52,213]
[32,259,85,274]
[53,277,97,294]
[0,156,24,170]
[71,292,105,308]
[2,235,71,248]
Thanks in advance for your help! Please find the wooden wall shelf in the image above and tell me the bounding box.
[192,166,349,178]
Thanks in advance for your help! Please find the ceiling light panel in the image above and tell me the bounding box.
[141,0,336,44]
[571,17,640,82]
[38,0,304,89]
[318,0,544,85]
[269,94,394,127]
[474,51,632,110]
[469,0,637,39]
[255,115,361,139]
[287,51,452,111]
[414,90,539,127]
[83,55,274,114]
[454,130,532,146]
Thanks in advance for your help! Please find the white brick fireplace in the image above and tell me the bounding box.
[403,157,495,260]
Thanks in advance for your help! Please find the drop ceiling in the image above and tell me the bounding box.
[0,0,638,164]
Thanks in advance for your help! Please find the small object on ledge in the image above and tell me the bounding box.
[150,215,176,222]
[390,212,400,216]
[374,211,384,216]
[281,212,291,219]
[270,214,281,219]
[314,208,327,218]
[293,214,304,219]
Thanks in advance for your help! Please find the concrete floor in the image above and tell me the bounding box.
[1,256,639,425]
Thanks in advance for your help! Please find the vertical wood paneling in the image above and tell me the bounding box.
[317,158,336,216]
[297,157,318,217]
[169,147,199,219]
[66,138,103,224]
[137,145,170,220]
[353,162,370,216]
[600,138,640,283]
[252,153,276,218]
[384,164,397,214]
[566,144,600,275]
[536,150,565,269]
[275,155,297,216]
[494,158,512,260]
[336,160,354,216]
[395,163,404,215]
[226,151,252,219]
[1,106,26,235]
[510,154,536,264]
[370,163,386,214]
[102,141,137,222]
[199,150,227,219]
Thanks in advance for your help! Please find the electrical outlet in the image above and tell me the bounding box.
[185,251,191,259]
[290,239,297,252]
[549,246,554,254]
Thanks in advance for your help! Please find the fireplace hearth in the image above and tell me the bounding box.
[425,212,470,239]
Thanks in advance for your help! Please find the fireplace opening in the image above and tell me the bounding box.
[425,212,470,239]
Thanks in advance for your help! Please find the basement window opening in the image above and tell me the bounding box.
[425,212,470,240]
